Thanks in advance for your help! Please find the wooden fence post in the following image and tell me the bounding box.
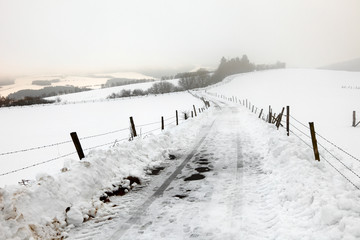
[286,106,290,136]
[353,111,356,127]
[184,112,188,120]
[70,132,85,160]
[161,116,164,130]
[268,106,272,123]
[129,116,137,137]
[246,99,248,108]
[193,105,197,117]
[309,122,320,161]
[191,111,194,118]
[252,105,254,113]
[272,113,277,123]
[259,109,263,118]
[276,107,285,129]
[176,110,179,125]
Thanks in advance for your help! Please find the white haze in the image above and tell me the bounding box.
[0,0,360,77]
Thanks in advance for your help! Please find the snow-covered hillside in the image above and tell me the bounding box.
[0,72,156,98]
[46,79,180,103]
[206,68,360,158]
[0,91,203,187]
[1,69,360,240]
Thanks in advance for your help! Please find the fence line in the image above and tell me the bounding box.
[1,100,210,179]
[209,92,360,191]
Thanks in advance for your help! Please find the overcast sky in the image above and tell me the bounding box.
[1,0,360,77]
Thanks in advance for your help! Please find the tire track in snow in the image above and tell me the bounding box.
[108,120,217,240]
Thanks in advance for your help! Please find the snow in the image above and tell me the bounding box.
[204,68,360,192]
[46,78,180,103]
[0,91,203,186]
[0,71,156,97]
[0,106,211,239]
[1,69,360,239]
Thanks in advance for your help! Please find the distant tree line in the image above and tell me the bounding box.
[101,78,154,88]
[107,81,183,99]
[160,75,175,80]
[108,56,286,99]
[0,96,55,107]
[7,86,91,100]
[32,79,60,86]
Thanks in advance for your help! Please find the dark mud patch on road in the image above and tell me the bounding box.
[148,166,165,175]
[184,174,205,181]
[195,167,211,173]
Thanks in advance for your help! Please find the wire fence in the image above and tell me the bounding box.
[1,103,209,179]
[209,92,360,191]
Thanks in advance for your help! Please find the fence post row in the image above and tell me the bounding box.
[70,132,85,160]
[309,122,320,161]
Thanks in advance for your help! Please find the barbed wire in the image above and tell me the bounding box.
[80,127,129,140]
[289,123,312,139]
[0,139,73,157]
[290,115,310,130]
[290,129,360,190]
[0,151,76,177]
[164,116,176,121]
[290,114,360,164]
[289,129,313,149]
[316,132,360,164]
[321,154,360,190]
[83,137,129,151]
[137,121,159,128]
[317,141,360,180]
[0,127,129,157]
[165,120,177,126]
[142,126,161,135]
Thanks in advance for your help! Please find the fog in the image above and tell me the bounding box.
[0,0,360,77]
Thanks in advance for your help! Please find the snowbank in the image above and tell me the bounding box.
[0,108,212,239]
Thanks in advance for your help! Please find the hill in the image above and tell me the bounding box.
[320,58,360,72]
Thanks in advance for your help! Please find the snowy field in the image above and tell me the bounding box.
[1,69,360,239]
[204,69,360,190]
[0,71,156,97]
[0,91,204,187]
[46,79,180,103]
[205,69,360,157]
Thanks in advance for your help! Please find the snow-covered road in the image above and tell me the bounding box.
[66,104,289,239]
[65,98,360,240]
